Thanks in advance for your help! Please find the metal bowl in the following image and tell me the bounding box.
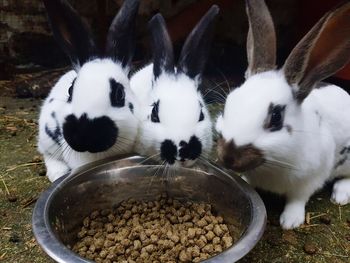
[33,155,266,262]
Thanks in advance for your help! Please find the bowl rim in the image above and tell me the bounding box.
[32,155,266,263]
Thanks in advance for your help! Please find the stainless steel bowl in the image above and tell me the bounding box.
[33,155,266,263]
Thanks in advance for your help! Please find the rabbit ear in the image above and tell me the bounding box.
[245,0,276,77]
[284,2,350,103]
[105,0,140,68]
[148,14,175,80]
[178,5,219,81]
[43,0,98,68]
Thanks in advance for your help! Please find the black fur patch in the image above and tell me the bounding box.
[49,98,54,103]
[67,78,76,103]
[151,100,160,123]
[63,113,118,153]
[199,109,204,122]
[340,146,350,155]
[45,112,62,145]
[179,136,202,161]
[160,139,177,164]
[109,79,125,107]
[336,157,347,168]
[340,147,347,155]
[335,146,350,169]
[128,102,134,114]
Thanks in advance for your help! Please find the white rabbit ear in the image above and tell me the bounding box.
[178,5,219,81]
[148,14,175,80]
[105,0,140,68]
[284,2,350,103]
[43,0,98,68]
[245,0,276,77]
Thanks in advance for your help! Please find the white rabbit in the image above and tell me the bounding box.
[131,6,219,167]
[38,0,140,182]
[216,0,350,229]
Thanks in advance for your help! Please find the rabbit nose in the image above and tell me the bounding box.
[217,138,235,169]
[178,136,202,161]
[63,113,118,153]
[160,139,177,164]
[217,138,264,172]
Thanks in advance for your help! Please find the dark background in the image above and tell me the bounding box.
[1,0,349,92]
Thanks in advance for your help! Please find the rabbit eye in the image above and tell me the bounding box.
[67,78,76,103]
[268,104,285,131]
[110,79,125,107]
[199,109,204,122]
[151,100,160,123]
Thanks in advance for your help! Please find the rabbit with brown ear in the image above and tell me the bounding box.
[216,0,350,229]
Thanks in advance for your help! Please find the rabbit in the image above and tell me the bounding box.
[38,0,140,182]
[215,0,350,229]
[130,6,219,167]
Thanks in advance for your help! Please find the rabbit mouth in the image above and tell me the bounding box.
[217,138,264,172]
[160,136,202,165]
[63,114,118,153]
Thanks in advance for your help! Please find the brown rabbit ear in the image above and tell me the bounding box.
[283,1,350,103]
[245,0,277,77]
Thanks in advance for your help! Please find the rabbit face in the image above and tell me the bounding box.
[141,74,212,166]
[215,0,350,230]
[62,59,138,153]
[41,0,140,156]
[134,7,219,166]
[216,71,297,172]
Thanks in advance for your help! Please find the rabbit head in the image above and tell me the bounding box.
[139,6,219,167]
[216,0,350,173]
[43,0,139,154]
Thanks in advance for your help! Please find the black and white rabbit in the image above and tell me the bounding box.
[216,0,350,229]
[131,6,219,167]
[38,0,140,182]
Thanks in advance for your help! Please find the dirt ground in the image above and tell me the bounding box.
[0,94,349,263]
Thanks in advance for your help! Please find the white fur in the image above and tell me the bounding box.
[216,70,350,229]
[38,59,139,182]
[131,64,213,166]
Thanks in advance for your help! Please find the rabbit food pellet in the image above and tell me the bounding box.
[71,195,234,262]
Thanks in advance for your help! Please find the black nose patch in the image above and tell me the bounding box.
[179,136,202,161]
[63,113,118,153]
[160,140,177,164]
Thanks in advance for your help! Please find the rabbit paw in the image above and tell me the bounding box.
[331,179,350,205]
[279,204,305,229]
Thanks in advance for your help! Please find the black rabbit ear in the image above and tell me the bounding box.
[148,14,175,80]
[245,0,276,77]
[43,0,98,68]
[105,0,140,68]
[283,1,350,103]
[178,5,219,81]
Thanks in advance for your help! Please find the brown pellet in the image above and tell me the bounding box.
[72,196,235,262]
